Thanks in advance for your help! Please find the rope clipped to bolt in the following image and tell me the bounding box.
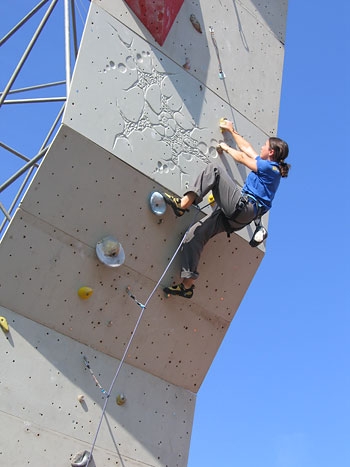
[85,203,208,465]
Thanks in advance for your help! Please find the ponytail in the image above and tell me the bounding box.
[278,160,290,178]
[269,137,290,178]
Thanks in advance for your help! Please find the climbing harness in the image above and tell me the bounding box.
[221,195,251,237]
[221,193,267,243]
[209,26,225,80]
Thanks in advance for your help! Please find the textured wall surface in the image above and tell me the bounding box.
[0,126,261,391]
[0,307,194,466]
[0,0,288,465]
[92,0,288,134]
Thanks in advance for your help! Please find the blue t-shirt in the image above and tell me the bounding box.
[242,156,281,211]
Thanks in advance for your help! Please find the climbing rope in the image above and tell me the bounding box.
[85,202,208,465]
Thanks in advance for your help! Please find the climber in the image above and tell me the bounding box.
[163,119,290,299]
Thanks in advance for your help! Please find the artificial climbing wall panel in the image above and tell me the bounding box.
[0,126,263,393]
[64,1,286,199]
[0,307,195,467]
[0,1,288,465]
[75,0,287,136]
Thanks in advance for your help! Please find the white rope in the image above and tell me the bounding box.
[85,205,206,465]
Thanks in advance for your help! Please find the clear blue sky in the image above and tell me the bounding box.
[1,1,350,466]
[190,2,350,466]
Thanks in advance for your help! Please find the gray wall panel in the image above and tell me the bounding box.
[0,307,195,466]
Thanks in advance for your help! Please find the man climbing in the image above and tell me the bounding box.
[163,119,290,299]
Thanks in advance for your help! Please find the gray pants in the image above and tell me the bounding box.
[181,163,258,280]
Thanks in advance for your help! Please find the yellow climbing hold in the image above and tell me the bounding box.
[116,393,126,406]
[208,193,215,205]
[219,117,227,132]
[0,316,9,333]
[78,286,93,300]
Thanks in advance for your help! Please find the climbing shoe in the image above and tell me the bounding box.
[164,283,194,299]
[162,192,188,217]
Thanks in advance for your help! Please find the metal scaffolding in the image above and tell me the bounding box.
[0,0,89,237]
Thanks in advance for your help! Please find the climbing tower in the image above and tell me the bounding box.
[0,1,288,466]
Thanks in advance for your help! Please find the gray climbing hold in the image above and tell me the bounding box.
[149,191,166,216]
[71,450,91,467]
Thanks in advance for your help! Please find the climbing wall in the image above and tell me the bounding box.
[1,306,195,466]
[0,0,288,466]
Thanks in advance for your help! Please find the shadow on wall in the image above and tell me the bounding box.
[120,1,209,125]
[7,310,193,467]
[246,0,288,43]
[118,0,287,130]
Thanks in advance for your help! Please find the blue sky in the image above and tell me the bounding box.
[190,2,350,466]
[1,1,350,466]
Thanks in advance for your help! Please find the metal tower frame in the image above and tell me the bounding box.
[0,0,89,237]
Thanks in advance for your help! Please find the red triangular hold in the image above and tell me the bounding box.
[124,0,185,45]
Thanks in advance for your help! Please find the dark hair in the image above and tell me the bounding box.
[269,137,290,178]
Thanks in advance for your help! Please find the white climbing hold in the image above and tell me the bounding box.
[96,235,125,267]
[71,450,90,467]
